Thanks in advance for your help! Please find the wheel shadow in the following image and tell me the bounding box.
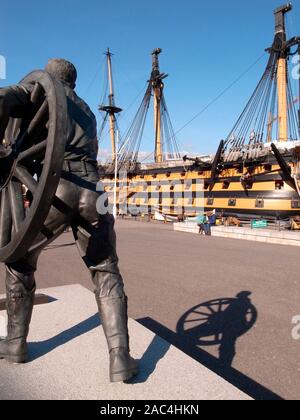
[177,291,257,368]
[138,291,283,401]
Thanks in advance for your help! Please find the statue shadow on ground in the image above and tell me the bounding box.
[28,312,171,385]
[138,291,283,401]
[176,291,257,368]
[44,242,75,251]
[28,314,101,361]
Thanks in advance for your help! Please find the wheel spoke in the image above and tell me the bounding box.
[30,82,44,105]
[8,181,25,233]
[208,305,217,314]
[16,100,48,151]
[194,310,211,316]
[185,318,208,323]
[28,100,48,140]
[5,118,22,148]
[18,139,47,161]
[14,165,38,194]
[0,188,12,247]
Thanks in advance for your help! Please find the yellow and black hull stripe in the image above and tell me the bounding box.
[100,160,300,219]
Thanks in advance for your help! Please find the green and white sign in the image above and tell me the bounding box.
[251,220,268,229]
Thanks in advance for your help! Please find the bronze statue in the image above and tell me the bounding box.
[0,59,138,383]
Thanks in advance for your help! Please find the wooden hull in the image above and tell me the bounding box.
[100,155,300,220]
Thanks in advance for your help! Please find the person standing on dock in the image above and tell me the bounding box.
[203,213,211,236]
[196,213,205,235]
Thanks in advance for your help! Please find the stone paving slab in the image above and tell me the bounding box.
[0,285,251,400]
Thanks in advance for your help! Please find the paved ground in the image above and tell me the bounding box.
[0,219,299,400]
[0,285,251,400]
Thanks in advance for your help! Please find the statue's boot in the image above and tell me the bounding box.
[96,294,139,383]
[0,267,35,363]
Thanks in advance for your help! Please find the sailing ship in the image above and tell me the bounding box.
[99,3,300,221]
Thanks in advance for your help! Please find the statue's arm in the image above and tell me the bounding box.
[0,85,31,143]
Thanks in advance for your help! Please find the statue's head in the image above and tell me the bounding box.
[236,291,252,300]
[45,58,77,89]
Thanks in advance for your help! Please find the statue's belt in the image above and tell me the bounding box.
[62,160,98,174]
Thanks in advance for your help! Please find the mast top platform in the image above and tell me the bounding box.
[105,48,113,57]
[152,48,162,56]
[98,105,122,114]
[274,3,292,35]
[274,3,292,16]
[150,48,168,84]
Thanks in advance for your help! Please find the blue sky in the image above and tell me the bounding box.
[1,0,299,158]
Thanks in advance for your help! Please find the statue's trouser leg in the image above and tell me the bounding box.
[0,256,37,363]
[72,214,138,382]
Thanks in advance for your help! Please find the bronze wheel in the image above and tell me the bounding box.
[0,70,67,263]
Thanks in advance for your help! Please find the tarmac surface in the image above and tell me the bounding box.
[0,219,299,400]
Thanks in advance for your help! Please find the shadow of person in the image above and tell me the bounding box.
[177,291,257,368]
[138,295,282,400]
[28,313,100,361]
[218,291,256,367]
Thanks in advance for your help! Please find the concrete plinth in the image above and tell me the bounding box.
[0,285,251,400]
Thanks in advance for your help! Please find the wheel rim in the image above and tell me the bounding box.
[0,70,67,263]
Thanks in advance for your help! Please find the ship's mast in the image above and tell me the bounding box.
[116,49,180,166]
[222,3,300,158]
[99,49,122,161]
[274,4,292,142]
[150,49,168,163]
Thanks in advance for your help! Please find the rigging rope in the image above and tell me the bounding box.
[173,53,267,139]
[136,52,269,165]
[224,47,300,153]
[99,32,299,165]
